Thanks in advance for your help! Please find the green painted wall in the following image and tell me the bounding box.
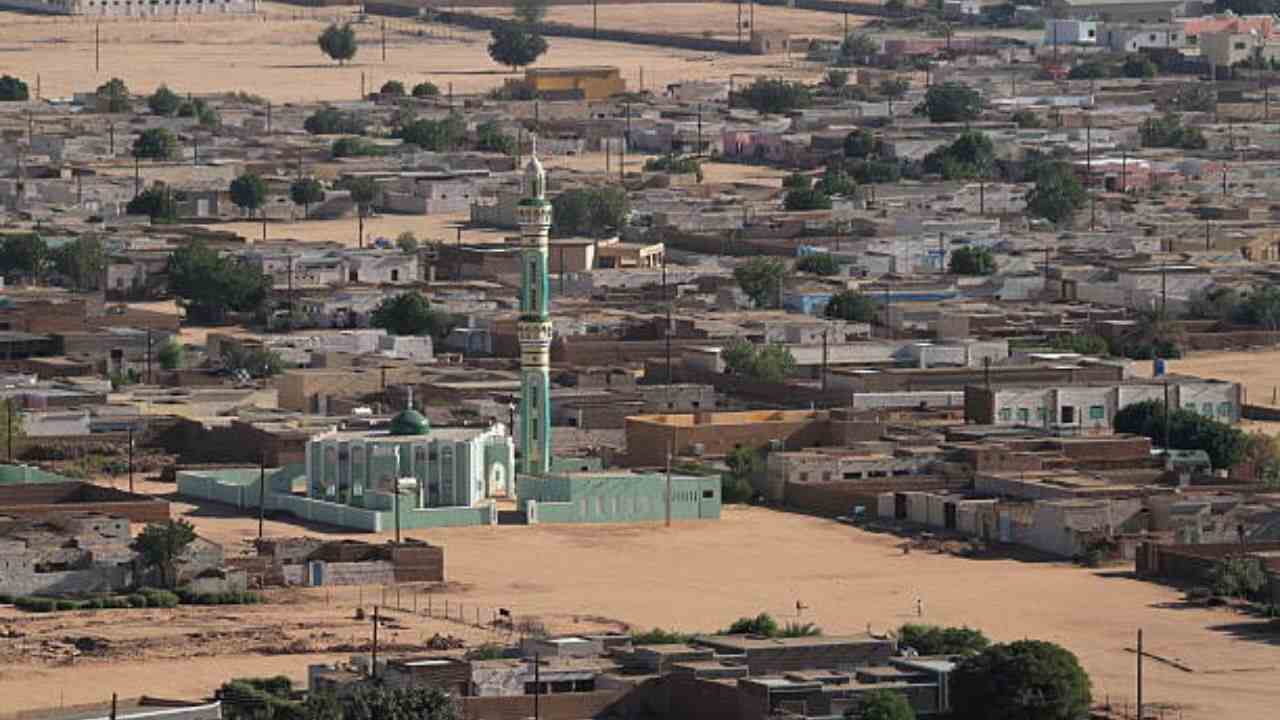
[517,472,721,524]
[0,464,74,485]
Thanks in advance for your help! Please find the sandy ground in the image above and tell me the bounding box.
[1135,349,1280,410]
[479,2,870,43]
[2,478,1277,718]
[0,3,824,105]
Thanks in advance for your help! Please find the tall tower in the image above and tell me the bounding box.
[516,141,553,475]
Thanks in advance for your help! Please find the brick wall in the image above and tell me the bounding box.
[0,482,170,523]
[391,544,445,582]
[785,477,968,516]
[623,414,828,467]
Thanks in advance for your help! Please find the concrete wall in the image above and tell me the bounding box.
[520,472,720,524]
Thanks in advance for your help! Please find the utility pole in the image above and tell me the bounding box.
[381,19,387,62]
[738,0,744,48]
[360,71,365,99]
[133,154,139,197]
[697,104,703,155]
[287,255,294,332]
[95,24,101,73]
[258,453,266,540]
[821,327,829,393]
[394,483,401,544]
[592,0,598,38]
[109,123,114,157]
[533,654,541,720]
[266,103,272,135]
[1137,629,1145,720]
[127,427,134,493]
[7,402,14,463]
[1206,220,1212,251]
[146,329,152,385]
[665,441,673,528]
[371,606,379,679]
[193,135,198,166]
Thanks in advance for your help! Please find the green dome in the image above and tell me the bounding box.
[388,409,430,436]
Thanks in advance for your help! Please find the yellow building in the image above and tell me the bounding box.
[522,66,626,101]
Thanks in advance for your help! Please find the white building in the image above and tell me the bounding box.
[1044,19,1100,46]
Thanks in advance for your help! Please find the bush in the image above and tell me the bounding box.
[127,593,149,608]
[304,107,366,135]
[104,596,131,609]
[412,81,441,98]
[898,624,990,656]
[1207,556,1267,600]
[630,628,694,645]
[380,80,406,96]
[796,254,840,276]
[55,599,83,611]
[725,612,779,637]
[330,136,385,158]
[16,597,57,613]
[0,593,12,604]
[740,77,813,115]
[951,640,1092,720]
[780,621,822,637]
[141,589,180,608]
[180,590,263,605]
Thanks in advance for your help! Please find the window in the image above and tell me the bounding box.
[1185,403,1197,412]
[1202,402,1213,416]
[1149,34,1157,42]
[390,269,399,282]
[998,408,1013,422]
[1061,406,1075,424]
[703,490,714,499]
[348,270,358,283]
[1017,408,1030,424]
[1089,405,1105,420]
[1236,42,1248,51]
[799,472,809,482]
[1036,407,1046,420]
[1218,402,1232,417]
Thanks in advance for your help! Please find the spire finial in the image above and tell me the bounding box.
[531,133,537,158]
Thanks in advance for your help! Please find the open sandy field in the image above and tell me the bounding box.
[3,478,1277,718]
[0,3,824,105]
[477,2,870,43]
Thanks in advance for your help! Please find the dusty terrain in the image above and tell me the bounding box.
[2,480,1277,718]
[0,3,822,104]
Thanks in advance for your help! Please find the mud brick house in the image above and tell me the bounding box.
[247,538,444,586]
[1137,541,1280,602]
[0,476,170,524]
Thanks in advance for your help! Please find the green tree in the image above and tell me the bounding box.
[644,154,703,182]
[318,23,358,66]
[825,69,850,88]
[219,677,297,720]
[398,115,466,151]
[751,344,796,382]
[370,292,447,337]
[817,165,857,196]
[304,107,366,135]
[1122,54,1157,79]
[0,75,29,102]
[167,241,269,324]
[476,120,516,154]
[844,129,881,159]
[722,338,758,376]
[741,77,813,114]
[1115,307,1185,360]
[1140,113,1207,150]
[1051,334,1110,356]
[848,689,916,720]
[726,612,779,636]
[1025,160,1086,226]
[412,81,441,98]
[1114,399,1249,469]
[1068,61,1110,80]
[922,82,982,123]
[1013,109,1042,129]
[488,24,549,71]
[309,685,456,720]
[898,624,991,656]
[94,78,130,113]
[840,33,880,65]
[158,340,184,371]
[0,234,48,280]
[132,519,197,589]
[396,232,420,253]
[723,444,760,503]
[330,137,385,158]
[951,640,1092,720]
[1206,556,1267,599]
[948,246,996,275]
[0,399,24,450]
[344,176,379,247]
[1236,285,1280,330]
[878,78,910,100]
[127,184,178,223]
[1188,286,1240,322]
[177,97,220,129]
[846,158,901,184]
[785,186,833,211]
[132,128,178,161]
[797,254,840,276]
[222,345,284,378]
[379,80,406,97]
[147,85,181,115]
[289,177,325,219]
[51,236,105,291]
[229,173,268,218]
[551,186,629,238]
[826,289,879,323]
[512,0,548,24]
[734,257,787,308]
[923,130,995,180]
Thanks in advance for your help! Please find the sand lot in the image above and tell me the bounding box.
[2,486,1277,718]
[0,3,823,105]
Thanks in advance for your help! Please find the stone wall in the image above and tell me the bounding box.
[784,477,968,517]
[0,481,170,523]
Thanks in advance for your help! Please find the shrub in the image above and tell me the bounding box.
[55,599,83,611]
[780,621,822,637]
[631,628,695,644]
[16,597,57,613]
[141,589,180,608]
[898,624,990,656]
[796,254,840,276]
[0,593,12,604]
[412,81,441,98]
[127,593,149,608]
[725,612,779,637]
[1207,556,1267,600]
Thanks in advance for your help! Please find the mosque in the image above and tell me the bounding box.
[178,146,720,531]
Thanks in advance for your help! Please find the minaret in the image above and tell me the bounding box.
[516,139,553,475]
